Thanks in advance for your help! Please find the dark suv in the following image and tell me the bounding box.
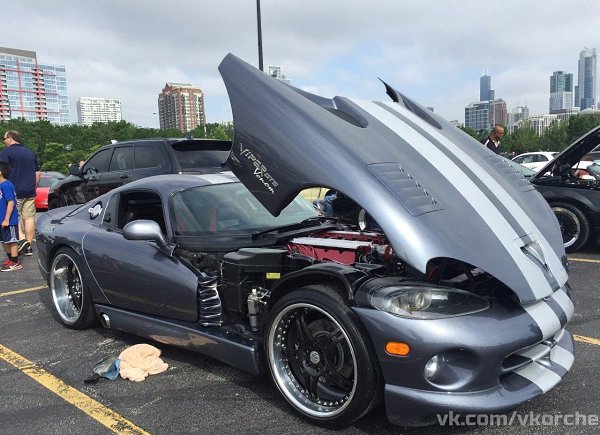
[48,138,231,209]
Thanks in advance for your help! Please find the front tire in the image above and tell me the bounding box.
[49,247,97,329]
[265,286,380,427]
[551,202,590,252]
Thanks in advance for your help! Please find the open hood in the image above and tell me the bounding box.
[219,53,567,303]
[531,126,600,181]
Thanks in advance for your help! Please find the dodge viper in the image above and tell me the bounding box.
[36,54,575,427]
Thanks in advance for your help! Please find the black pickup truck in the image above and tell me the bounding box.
[48,138,231,209]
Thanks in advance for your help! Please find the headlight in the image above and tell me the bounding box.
[368,285,489,319]
[424,355,441,379]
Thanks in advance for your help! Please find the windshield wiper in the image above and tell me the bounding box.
[251,216,339,240]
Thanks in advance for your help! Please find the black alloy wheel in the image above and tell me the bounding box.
[551,202,590,253]
[265,285,380,427]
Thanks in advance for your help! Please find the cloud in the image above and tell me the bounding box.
[3,0,600,127]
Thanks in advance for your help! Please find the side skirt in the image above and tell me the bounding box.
[95,304,263,375]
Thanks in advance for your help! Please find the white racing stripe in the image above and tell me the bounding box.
[514,362,562,393]
[199,174,237,185]
[523,301,562,339]
[551,288,575,322]
[376,101,568,292]
[352,100,554,298]
[550,345,575,371]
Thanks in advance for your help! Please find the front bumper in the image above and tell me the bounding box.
[383,329,573,426]
[353,286,574,426]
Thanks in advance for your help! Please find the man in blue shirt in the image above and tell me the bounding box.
[1,130,40,256]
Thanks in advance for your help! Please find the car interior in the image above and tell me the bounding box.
[117,192,167,233]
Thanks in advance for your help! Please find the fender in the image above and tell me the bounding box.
[269,262,368,306]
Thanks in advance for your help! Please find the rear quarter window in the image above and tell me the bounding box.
[135,145,161,169]
[170,141,230,170]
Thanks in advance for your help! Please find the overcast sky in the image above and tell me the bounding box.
[4,0,600,128]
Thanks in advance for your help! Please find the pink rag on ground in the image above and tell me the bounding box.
[118,343,168,382]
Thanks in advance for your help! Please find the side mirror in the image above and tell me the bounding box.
[123,220,168,248]
[69,163,82,177]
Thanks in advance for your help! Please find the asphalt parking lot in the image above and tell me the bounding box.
[1,243,599,434]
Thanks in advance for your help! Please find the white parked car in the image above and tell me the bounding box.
[512,151,558,172]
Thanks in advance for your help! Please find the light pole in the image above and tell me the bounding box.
[256,0,263,71]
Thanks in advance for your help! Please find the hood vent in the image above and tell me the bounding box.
[367,162,443,216]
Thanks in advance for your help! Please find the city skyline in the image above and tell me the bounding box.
[3,1,600,128]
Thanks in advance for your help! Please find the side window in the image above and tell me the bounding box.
[109,146,134,172]
[83,148,112,175]
[135,145,161,169]
[117,191,166,234]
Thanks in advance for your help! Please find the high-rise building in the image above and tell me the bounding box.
[77,97,122,126]
[0,47,69,125]
[480,73,494,101]
[465,101,490,132]
[549,71,573,113]
[157,83,206,132]
[526,114,559,136]
[576,48,597,109]
[508,106,529,133]
[268,66,291,84]
[488,99,508,127]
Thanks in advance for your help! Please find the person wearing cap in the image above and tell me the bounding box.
[0,130,40,256]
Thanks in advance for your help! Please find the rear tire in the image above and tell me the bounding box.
[265,286,380,427]
[551,202,590,252]
[49,247,97,329]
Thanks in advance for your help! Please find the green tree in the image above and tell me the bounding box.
[40,142,73,172]
[566,114,600,143]
[538,120,568,152]
[503,121,538,153]
[457,125,480,140]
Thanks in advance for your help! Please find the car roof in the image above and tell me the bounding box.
[114,172,239,196]
[98,138,231,149]
[40,171,66,178]
[515,151,556,156]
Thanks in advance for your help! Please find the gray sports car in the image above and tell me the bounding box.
[36,54,574,428]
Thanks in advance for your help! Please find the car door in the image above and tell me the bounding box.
[132,141,169,179]
[80,148,114,202]
[82,190,199,322]
[99,145,134,194]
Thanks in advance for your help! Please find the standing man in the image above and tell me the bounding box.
[481,124,505,154]
[0,131,40,256]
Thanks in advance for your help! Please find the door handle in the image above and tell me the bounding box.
[120,174,130,179]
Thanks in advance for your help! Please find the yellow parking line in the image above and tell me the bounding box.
[568,257,600,264]
[574,335,600,346]
[0,343,149,435]
[0,285,47,297]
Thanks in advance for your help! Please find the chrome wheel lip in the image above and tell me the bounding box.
[50,253,83,324]
[267,302,357,418]
[553,207,580,248]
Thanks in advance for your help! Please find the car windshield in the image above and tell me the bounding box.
[169,182,320,236]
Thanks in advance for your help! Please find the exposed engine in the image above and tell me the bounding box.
[178,230,504,329]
